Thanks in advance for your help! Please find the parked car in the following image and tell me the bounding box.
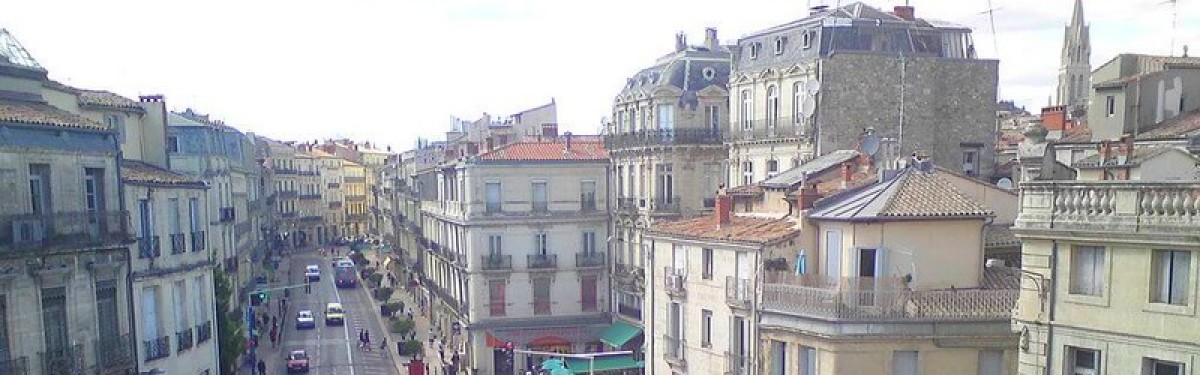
[304,265,320,281]
[295,310,315,329]
[286,350,310,373]
[325,303,345,325]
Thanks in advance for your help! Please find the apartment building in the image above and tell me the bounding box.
[727,2,998,184]
[605,28,731,331]
[293,149,323,247]
[1013,134,1200,374]
[643,196,799,375]
[343,160,370,236]
[312,147,345,243]
[418,136,610,374]
[1087,54,1200,140]
[0,29,137,374]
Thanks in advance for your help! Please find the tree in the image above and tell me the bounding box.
[214,268,246,375]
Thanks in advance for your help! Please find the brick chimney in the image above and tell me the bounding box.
[541,123,559,138]
[564,132,573,151]
[840,162,854,188]
[796,183,820,210]
[715,194,732,225]
[1098,141,1112,165]
[893,5,915,21]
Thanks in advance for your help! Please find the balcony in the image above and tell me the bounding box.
[725,277,752,309]
[144,336,170,361]
[617,197,638,212]
[531,201,549,213]
[664,267,686,298]
[0,210,131,252]
[278,190,298,199]
[184,233,203,256]
[138,235,161,259]
[664,335,686,367]
[177,328,194,352]
[281,212,298,219]
[761,275,1017,322]
[329,201,343,209]
[300,216,323,223]
[617,303,642,321]
[575,252,606,268]
[0,356,27,375]
[480,254,512,271]
[603,128,723,149]
[272,167,297,175]
[196,321,213,343]
[39,344,83,375]
[327,182,341,189]
[527,254,558,270]
[1015,181,1200,240]
[299,193,321,200]
[169,233,186,254]
[345,176,366,183]
[96,334,136,374]
[347,195,366,202]
[218,207,235,223]
[730,118,809,142]
[726,352,750,375]
[652,196,680,213]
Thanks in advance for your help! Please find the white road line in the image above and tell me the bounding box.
[331,276,355,375]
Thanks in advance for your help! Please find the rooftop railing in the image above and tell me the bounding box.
[1016,181,1200,235]
[0,211,131,252]
[604,128,723,149]
[762,274,1017,322]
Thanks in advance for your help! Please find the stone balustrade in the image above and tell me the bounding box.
[1016,181,1200,237]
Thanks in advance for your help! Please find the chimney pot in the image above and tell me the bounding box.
[675,32,687,52]
[893,5,915,21]
[564,132,573,151]
[796,183,820,210]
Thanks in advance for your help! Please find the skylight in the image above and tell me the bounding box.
[0,28,44,70]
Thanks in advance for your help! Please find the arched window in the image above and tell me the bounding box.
[793,82,804,124]
[740,89,753,130]
[766,85,779,129]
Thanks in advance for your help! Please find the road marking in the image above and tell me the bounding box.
[331,271,355,375]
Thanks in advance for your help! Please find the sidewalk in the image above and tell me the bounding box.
[362,248,445,375]
[241,249,297,375]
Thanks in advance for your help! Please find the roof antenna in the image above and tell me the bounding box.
[1161,0,1179,55]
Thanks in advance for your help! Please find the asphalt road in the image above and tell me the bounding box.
[276,249,397,374]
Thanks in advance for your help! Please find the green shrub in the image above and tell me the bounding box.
[384,301,405,314]
[401,340,423,356]
[390,318,415,335]
[373,287,394,301]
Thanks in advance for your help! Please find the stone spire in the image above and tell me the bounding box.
[1056,0,1091,113]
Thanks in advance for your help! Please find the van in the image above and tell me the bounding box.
[324,302,345,325]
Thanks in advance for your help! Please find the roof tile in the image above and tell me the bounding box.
[121,160,207,187]
[477,137,607,161]
[1138,110,1200,140]
[649,215,799,244]
[0,100,108,130]
[77,89,143,111]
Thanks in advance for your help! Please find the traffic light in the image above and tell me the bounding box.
[251,290,268,306]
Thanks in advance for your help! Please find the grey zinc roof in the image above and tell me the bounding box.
[761,150,860,189]
[618,46,731,106]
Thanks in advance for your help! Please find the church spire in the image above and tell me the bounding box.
[1057,0,1091,112]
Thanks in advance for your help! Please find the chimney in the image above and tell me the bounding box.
[1098,141,1112,165]
[893,5,915,21]
[675,32,687,52]
[541,123,559,138]
[715,194,732,225]
[704,28,719,50]
[138,95,164,102]
[564,132,573,151]
[796,183,820,210]
[840,162,853,188]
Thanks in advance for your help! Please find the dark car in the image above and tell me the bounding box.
[286,350,310,373]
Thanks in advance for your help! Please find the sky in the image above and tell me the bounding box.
[3,0,1197,151]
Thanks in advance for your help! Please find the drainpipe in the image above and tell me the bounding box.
[1043,240,1059,375]
[647,239,655,375]
[114,133,138,374]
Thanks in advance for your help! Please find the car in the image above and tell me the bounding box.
[286,349,310,373]
[335,258,355,269]
[304,265,320,281]
[295,310,315,329]
[325,303,345,325]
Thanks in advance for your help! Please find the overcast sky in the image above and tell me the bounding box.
[3,0,1196,150]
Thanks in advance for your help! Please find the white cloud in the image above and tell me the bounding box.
[2,0,1196,148]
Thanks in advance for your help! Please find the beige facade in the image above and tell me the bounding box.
[314,149,345,242]
[343,161,369,236]
[727,63,820,186]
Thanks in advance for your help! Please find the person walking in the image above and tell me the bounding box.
[364,330,372,352]
[358,329,366,350]
[270,326,278,348]
[380,337,388,352]
[257,359,266,375]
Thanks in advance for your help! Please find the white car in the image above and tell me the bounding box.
[335,258,354,269]
[304,265,320,281]
[295,310,315,329]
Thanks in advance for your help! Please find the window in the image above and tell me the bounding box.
[979,350,1003,375]
[29,164,51,214]
[766,85,779,128]
[84,168,105,215]
[580,181,596,211]
[581,276,598,312]
[42,287,69,356]
[702,248,713,280]
[656,163,674,205]
[615,167,624,198]
[892,351,918,375]
[534,233,548,256]
[1144,358,1183,375]
[767,159,780,178]
[962,149,980,176]
[582,231,596,255]
[705,105,720,131]
[167,136,179,153]
[193,275,208,325]
[485,182,501,213]
[1105,95,1116,117]
[667,302,684,358]
[798,346,818,375]
[824,230,842,281]
[749,43,759,59]
[1068,347,1100,375]
[774,37,785,55]
[1150,250,1191,305]
[173,280,189,331]
[1070,246,1105,296]
[533,278,551,315]
[188,198,200,232]
[742,161,754,186]
[168,198,181,235]
[740,90,753,130]
[138,199,155,258]
[700,309,712,347]
[532,181,548,212]
[802,30,813,49]
[489,280,506,316]
[657,104,675,130]
[770,341,787,375]
[793,82,805,123]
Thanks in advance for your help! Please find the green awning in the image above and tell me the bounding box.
[598,321,642,347]
[564,355,645,374]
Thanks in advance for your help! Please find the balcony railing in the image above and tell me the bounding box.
[617,197,638,212]
[603,128,723,149]
[278,190,298,199]
[272,167,297,175]
[138,235,161,258]
[344,176,366,183]
[576,252,606,268]
[144,336,170,361]
[177,328,194,352]
[169,233,186,254]
[730,118,809,142]
[652,196,680,213]
[0,210,131,252]
[327,182,341,189]
[347,195,366,202]
[527,254,558,269]
[299,193,321,200]
[0,356,27,375]
[617,303,642,320]
[39,344,83,375]
[761,274,1017,322]
[725,277,752,309]
[664,267,686,298]
[329,201,343,209]
[196,321,213,343]
[531,201,549,213]
[96,334,136,373]
[301,216,323,223]
[190,231,206,252]
[1016,181,1200,236]
[480,255,512,271]
[726,352,750,375]
[281,212,298,218]
[664,335,686,366]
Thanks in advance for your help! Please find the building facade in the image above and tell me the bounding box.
[343,161,370,236]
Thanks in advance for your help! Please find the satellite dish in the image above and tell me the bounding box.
[996,178,1014,189]
[859,134,881,156]
[806,80,822,95]
[801,97,816,116]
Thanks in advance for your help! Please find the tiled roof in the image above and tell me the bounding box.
[477,137,607,161]
[77,89,143,111]
[1093,71,1163,89]
[1138,110,1200,140]
[980,266,1020,289]
[984,225,1019,247]
[0,100,108,130]
[760,150,860,189]
[1071,146,1197,168]
[1057,123,1092,143]
[648,215,799,245]
[121,160,207,187]
[809,168,993,221]
[728,184,763,196]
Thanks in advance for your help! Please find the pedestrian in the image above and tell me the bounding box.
[380,337,388,352]
[358,329,366,349]
[270,327,278,348]
[257,359,266,375]
[364,330,372,351]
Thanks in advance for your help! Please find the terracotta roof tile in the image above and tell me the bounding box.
[879,172,992,217]
[728,184,763,196]
[0,100,108,130]
[121,160,207,187]
[984,225,1019,247]
[477,137,607,161]
[1138,110,1200,140]
[77,89,143,111]
[648,215,799,244]
[1058,123,1092,143]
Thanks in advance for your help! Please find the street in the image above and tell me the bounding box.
[262,248,398,374]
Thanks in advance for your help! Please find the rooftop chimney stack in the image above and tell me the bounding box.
[704,28,719,50]
[564,132,573,151]
[893,5,915,21]
[796,183,820,211]
[715,194,732,225]
[675,32,687,52]
[541,123,559,138]
[840,162,853,188]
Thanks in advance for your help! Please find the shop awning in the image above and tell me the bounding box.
[597,321,642,347]
[564,355,645,374]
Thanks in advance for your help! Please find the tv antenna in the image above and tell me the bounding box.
[978,0,1002,58]
[1160,0,1179,55]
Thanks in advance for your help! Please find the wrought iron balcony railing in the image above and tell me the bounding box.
[299,193,321,200]
[664,267,686,298]
[527,254,558,269]
[196,321,213,343]
[730,118,810,142]
[169,233,186,254]
[617,197,638,212]
[190,230,206,252]
[603,128,723,149]
[39,344,83,375]
[480,255,512,271]
[218,207,236,222]
[652,196,680,213]
[278,190,298,199]
[95,334,135,372]
[0,210,131,252]
[138,235,161,259]
[575,252,606,268]
[144,336,170,361]
[176,328,194,352]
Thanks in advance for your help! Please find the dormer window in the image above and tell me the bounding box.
[801,30,813,49]
[774,37,785,55]
[702,67,716,80]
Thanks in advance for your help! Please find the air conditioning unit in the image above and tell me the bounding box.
[12,218,46,244]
